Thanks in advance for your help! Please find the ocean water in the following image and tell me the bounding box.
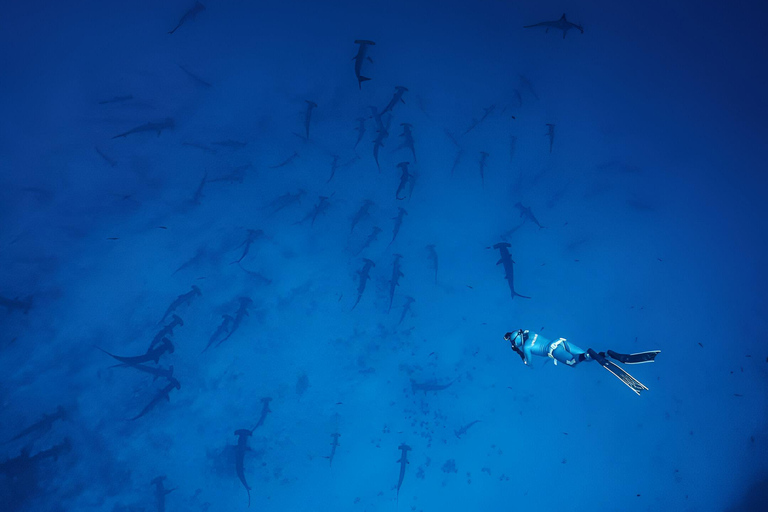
[1,0,766,511]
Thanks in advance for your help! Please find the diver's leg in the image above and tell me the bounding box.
[606,350,660,364]
[587,349,649,395]
[550,344,580,367]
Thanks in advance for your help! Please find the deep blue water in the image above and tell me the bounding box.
[1,1,767,511]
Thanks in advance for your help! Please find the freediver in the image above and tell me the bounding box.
[503,329,660,395]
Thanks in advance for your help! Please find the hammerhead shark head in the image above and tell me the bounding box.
[352,40,375,89]
[514,202,546,229]
[382,86,408,115]
[168,2,205,34]
[388,207,408,247]
[160,286,201,324]
[492,242,530,299]
[350,200,374,234]
[388,254,404,313]
[352,258,376,310]
[325,432,341,467]
[397,123,417,162]
[5,406,67,444]
[131,377,181,421]
[396,443,411,502]
[524,13,584,38]
[99,338,174,366]
[112,119,174,139]
[151,476,175,512]
[356,227,381,256]
[395,162,412,200]
[425,244,438,284]
[234,429,253,506]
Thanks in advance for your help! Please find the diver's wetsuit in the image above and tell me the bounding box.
[509,330,587,367]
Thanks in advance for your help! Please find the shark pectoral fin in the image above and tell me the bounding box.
[367,57,373,63]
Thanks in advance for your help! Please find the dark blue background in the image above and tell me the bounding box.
[1,1,766,510]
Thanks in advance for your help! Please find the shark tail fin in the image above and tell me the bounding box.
[359,76,371,84]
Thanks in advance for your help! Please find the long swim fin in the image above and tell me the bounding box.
[588,349,649,395]
[606,350,660,365]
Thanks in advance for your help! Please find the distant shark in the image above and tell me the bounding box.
[352,40,375,89]
[168,2,205,34]
[112,118,174,139]
[492,242,530,299]
[396,443,411,502]
[524,13,584,38]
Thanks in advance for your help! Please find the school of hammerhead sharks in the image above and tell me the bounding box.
[0,4,611,511]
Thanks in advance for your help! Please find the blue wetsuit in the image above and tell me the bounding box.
[509,330,587,367]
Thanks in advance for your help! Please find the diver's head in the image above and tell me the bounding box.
[504,330,525,344]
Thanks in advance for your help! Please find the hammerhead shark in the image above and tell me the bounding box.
[352,258,376,310]
[203,314,234,352]
[296,196,330,226]
[524,13,584,38]
[168,2,205,34]
[410,379,453,394]
[353,117,367,149]
[269,151,299,169]
[382,86,408,115]
[99,338,174,366]
[545,123,555,153]
[131,377,181,421]
[266,189,305,214]
[325,432,341,467]
[151,476,175,512]
[326,155,340,183]
[425,244,438,284]
[218,297,252,346]
[454,420,481,439]
[388,207,408,247]
[253,397,272,430]
[356,227,381,256]
[398,296,415,326]
[388,254,404,313]
[395,162,412,200]
[160,286,201,324]
[148,314,183,352]
[397,123,417,162]
[352,40,375,89]
[492,242,530,299]
[0,295,32,314]
[396,443,411,502]
[464,105,495,135]
[112,118,174,139]
[479,151,489,188]
[118,363,175,381]
[5,406,67,444]
[350,200,374,234]
[234,429,253,506]
[231,229,264,264]
[514,202,546,229]
[302,100,318,140]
